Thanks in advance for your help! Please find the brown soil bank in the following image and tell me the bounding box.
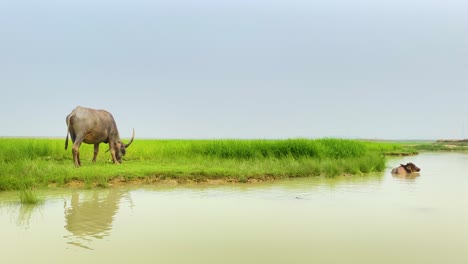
[56,176,277,188]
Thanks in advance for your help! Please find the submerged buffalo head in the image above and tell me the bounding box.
[400,162,421,173]
[391,162,421,174]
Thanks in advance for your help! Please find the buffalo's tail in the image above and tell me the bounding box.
[65,115,71,150]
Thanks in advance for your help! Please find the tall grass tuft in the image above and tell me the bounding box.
[17,188,42,205]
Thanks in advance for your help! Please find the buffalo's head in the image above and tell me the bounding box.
[114,129,135,163]
[401,162,421,173]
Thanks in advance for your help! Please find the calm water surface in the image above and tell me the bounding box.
[1,153,467,264]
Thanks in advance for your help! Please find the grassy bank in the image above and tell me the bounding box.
[413,140,468,152]
[0,138,412,191]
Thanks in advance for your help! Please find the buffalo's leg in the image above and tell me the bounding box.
[72,140,83,167]
[110,148,120,164]
[108,141,120,164]
[93,143,99,163]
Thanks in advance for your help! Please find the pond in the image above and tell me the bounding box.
[1,153,467,264]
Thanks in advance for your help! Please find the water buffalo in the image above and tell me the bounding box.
[391,162,421,174]
[65,106,134,167]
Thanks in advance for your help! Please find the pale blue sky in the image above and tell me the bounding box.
[1,0,467,139]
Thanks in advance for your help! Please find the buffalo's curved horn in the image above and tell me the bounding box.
[124,128,135,148]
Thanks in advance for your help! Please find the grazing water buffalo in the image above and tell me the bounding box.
[65,106,134,167]
[391,162,421,174]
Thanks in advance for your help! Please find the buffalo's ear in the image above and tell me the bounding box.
[400,164,405,167]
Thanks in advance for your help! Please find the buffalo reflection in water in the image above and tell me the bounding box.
[64,189,130,249]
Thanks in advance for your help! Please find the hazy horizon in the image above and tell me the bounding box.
[2,0,468,140]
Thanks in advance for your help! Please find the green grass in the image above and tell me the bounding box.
[0,138,411,191]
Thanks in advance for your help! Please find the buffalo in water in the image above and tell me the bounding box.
[65,106,134,167]
[391,162,421,174]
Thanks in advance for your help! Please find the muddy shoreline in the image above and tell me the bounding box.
[53,175,278,189]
